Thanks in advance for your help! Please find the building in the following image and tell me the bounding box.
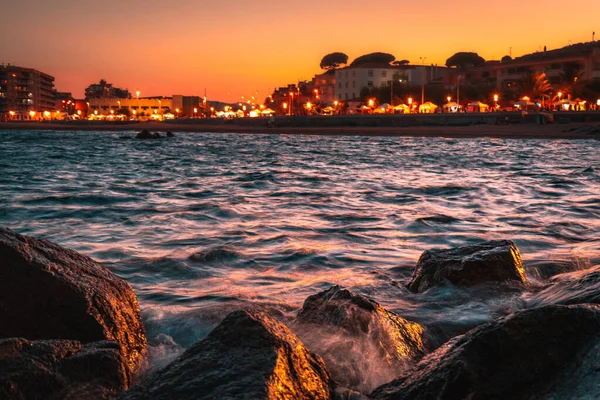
[85,79,131,99]
[87,96,171,118]
[457,41,600,91]
[334,63,448,101]
[171,95,202,117]
[313,71,336,103]
[0,64,55,120]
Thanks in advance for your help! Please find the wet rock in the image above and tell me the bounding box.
[371,304,600,400]
[294,286,426,394]
[135,130,162,139]
[0,228,147,374]
[135,129,153,139]
[408,240,526,293]
[0,338,128,400]
[119,310,335,400]
[528,264,600,307]
[166,131,175,137]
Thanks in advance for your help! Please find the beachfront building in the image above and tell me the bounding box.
[334,63,448,101]
[313,71,336,103]
[457,41,600,92]
[87,96,172,118]
[0,64,55,121]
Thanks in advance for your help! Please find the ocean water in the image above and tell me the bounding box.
[1,130,599,370]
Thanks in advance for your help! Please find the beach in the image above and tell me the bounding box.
[1,119,600,139]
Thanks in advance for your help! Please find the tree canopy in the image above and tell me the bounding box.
[501,55,512,63]
[350,52,395,67]
[392,60,410,66]
[519,71,552,100]
[445,52,486,69]
[319,52,348,70]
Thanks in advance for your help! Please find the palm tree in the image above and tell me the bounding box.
[519,71,552,101]
[559,62,584,99]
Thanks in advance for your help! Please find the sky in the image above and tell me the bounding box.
[2,0,599,103]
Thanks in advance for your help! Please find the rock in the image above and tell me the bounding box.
[0,228,146,374]
[166,131,175,137]
[135,130,162,139]
[294,286,426,394]
[135,129,153,139]
[370,304,600,400]
[408,240,526,293]
[0,338,128,400]
[528,264,600,307]
[119,310,335,400]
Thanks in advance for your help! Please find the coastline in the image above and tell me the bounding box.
[1,120,599,139]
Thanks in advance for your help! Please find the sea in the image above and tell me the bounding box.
[1,130,599,371]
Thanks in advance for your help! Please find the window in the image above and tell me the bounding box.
[338,82,342,89]
[352,71,356,77]
[345,93,348,100]
[368,81,373,87]
[382,71,387,77]
[352,93,355,99]
[345,82,348,88]
[368,70,373,77]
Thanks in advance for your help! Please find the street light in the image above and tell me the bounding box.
[408,97,413,113]
[193,107,197,118]
[447,96,451,103]
[368,98,374,107]
[289,92,294,116]
[419,56,427,105]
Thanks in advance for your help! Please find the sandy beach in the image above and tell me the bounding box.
[1,120,599,139]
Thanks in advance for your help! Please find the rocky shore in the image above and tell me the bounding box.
[1,228,599,399]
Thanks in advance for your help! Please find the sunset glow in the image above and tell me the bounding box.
[2,0,600,101]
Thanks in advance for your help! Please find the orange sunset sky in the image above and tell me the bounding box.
[2,0,599,102]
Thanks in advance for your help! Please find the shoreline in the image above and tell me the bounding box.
[1,121,599,139]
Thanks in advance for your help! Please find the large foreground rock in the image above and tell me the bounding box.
[408,240,526,293]
[528,264,600,306]
[371,304,600,400]
[295,286,426,394]
[0,338,128,400]
[0,228,146,373]
[119,310,335,400]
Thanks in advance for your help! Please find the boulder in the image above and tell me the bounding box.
[0,228,146,374]
[119,310,335,400]
[408,240,526,293]
[528,264,600,307]
[0,338,128,400]
[135,129,153,139]
[371,304,600,400]
[135,130,162,139]
[166,131,175,137]
[294,286,426,394]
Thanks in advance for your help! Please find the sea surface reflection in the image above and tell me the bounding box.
[1,130,599,353]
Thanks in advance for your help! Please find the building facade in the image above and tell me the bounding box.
[334,63,448,101]
[0,64,55,120]
[457,41,600,91]
[87,96,172,117]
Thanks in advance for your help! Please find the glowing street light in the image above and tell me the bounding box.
[368,99,374,107]
[558,91,563,100]
[193,107,198,118]
[447,96,451,103]
[597,99,600,106]
[306,101,312,111]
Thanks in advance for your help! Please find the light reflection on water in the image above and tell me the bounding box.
[1,130,599,349]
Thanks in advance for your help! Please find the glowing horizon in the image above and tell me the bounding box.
[2,0,599,102]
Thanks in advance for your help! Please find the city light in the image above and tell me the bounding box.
[283,102,287,109]
[306,102,312,110]
[29,111,36,117]
[447,96,451,103]
[368,99,374,107]
[334,100,339,107]
[493,94,499,102]
[408,97,413,105]
[597,99,600,106]
[558,91,563,100]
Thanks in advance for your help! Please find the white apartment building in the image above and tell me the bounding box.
[334,63,448,101]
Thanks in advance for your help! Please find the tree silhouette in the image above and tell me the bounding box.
[445,52,486,69]
[320,52,349,71]
[501,55,512,63]
[351,52,395,66]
